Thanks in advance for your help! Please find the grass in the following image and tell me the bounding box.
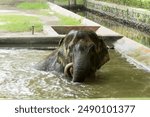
[0,15,43,32]
[16,1,51,16]
[56,13,82,25]
[17,2,49,10]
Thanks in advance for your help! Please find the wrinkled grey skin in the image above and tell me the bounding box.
[39,30,109,82]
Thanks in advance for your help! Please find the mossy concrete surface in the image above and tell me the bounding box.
[86,0,150,32]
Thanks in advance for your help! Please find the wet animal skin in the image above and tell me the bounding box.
[39,30,109,82]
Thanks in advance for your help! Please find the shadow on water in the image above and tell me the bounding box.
[73,10,150,48]
[0,49,150,99]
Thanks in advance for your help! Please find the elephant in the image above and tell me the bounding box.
[39,30,110,82]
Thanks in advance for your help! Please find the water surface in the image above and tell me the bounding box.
[0,49,150,99]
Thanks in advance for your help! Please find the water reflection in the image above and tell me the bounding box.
[77,10,150,48]
[0,49,150,99]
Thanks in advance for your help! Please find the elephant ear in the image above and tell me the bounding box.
[97,38,110,69]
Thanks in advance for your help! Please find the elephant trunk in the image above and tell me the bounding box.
[73,69,86,82]
[64,50,93,82]
[64,59,90,82]
[72,56,90,82]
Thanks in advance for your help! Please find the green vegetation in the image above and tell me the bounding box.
[16,1,51,16]
[76,0,84,4]
[0,15,43,32]
[56,13,81,25]
[96,0,150,10]
[17,2,49,10]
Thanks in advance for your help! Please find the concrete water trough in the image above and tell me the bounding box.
[0,25,122,49]
[0,25,149,99]
[0,2,150,99]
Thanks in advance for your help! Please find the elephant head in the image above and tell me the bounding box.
[57,30,109,82]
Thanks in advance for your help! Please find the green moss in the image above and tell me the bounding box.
[17,2,49,10]
[0,15,43,32]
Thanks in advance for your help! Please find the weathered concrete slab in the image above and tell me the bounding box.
[0,36,62,47]
[43,26,59,36]
[0,35,121,52]
[0,35,118,46]
[96,26,122,37]
[114,37,150,71]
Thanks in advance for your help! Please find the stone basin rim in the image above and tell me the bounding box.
[51,25,101,34]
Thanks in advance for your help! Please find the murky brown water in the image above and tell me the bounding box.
[0,49,150,99]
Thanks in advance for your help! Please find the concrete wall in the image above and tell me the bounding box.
[85,0,150,32]
[114,37,150,71]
